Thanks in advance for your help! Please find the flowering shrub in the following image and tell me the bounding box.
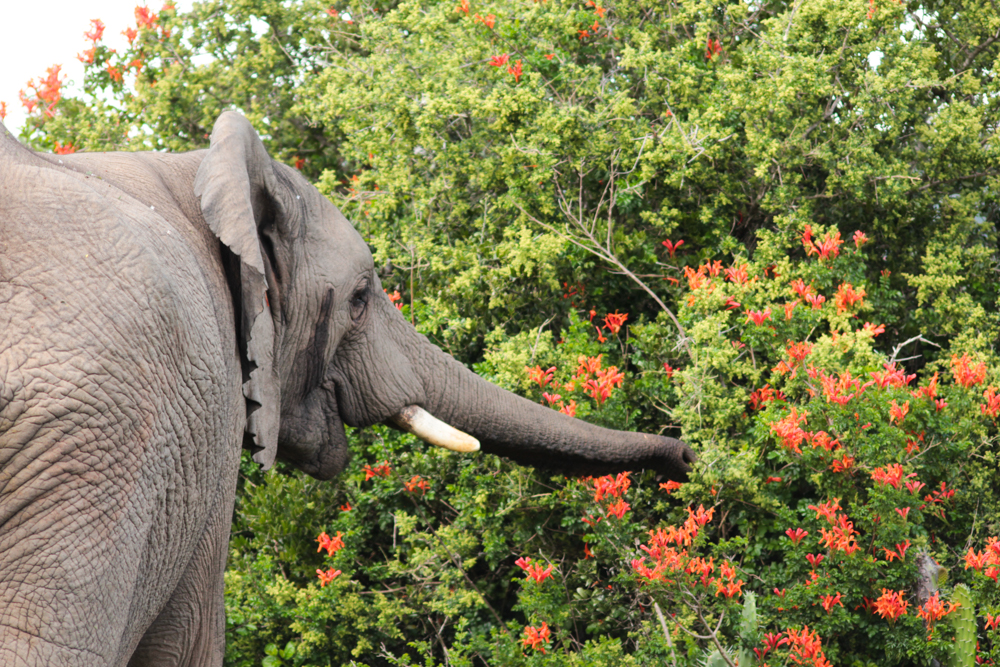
[15,0,1000,664]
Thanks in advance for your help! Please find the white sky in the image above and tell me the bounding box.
[0,1,191,137]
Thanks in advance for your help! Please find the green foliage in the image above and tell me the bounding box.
[16,0,1000,663]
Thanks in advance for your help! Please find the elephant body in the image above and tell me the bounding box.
[0,114,693,665]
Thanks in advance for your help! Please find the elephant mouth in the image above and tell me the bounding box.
[389,405,480,453]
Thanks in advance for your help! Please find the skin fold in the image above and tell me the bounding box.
[0,112,695,666]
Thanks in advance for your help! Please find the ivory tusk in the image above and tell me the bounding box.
[390,405,480,453]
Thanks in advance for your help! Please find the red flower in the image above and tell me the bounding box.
[135,6,159,29]
[521,622,550,653]
[340,502,352,512]
[982,387,1000,417]
[807,498,841,523]
[853,230,869,248]
[489,53,509,68]
[559,399,577,417]
[830,453,854,473]
[724,263,750,285]
[661,238,684,258]
[0,101,6,121]
[862,322,885,337]
[541,392,561,406]
[805,293,826,309]
[77,47,98,64]
[834,282,866,313]
[805,553,824,569]
[704,37,722,60]
[473,13,496,28]
[84,18,106,43]
[316,568,341,586]
[986,613,1000,631]
[515,557,555,583]
[785,527,809,545]
[874,589,908,622]
[895,507,910,520]
[106,64,123,82]
[917,591,958,638]
[871,463,906,489]
[952,353,987,387]
[888,400,909,425]
[745,307,771,326]
[605,498,630,519]
[659,480,683,494]
[54,142,76,155]
[363,461,391,480]
[591,472,631,502]
[507,59,523,83]
[905,479,925,495]
[603,311,628,334]
[404,475,430,494]
[545,53,555,60]
[294,156,305,170]
[526,365,556,387]
[456,0,470,12]
[316,531,345,556]
[123,26,139,44]
[821,592,844,613]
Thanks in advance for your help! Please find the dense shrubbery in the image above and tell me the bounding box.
[12,0,1000,663]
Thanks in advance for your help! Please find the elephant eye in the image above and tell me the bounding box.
[350,284,369,321]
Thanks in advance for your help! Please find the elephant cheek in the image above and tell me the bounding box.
[276,385,350,480]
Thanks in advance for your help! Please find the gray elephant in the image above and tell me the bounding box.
[0,112,694,666]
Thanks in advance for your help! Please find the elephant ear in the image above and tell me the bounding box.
[194,111,281,469]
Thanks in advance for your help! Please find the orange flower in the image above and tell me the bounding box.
[853,230,869,248]
[54,142,76,155]
[0,101,6,121]
[363,461,391,481]
[803,551,822,568]
[807,498,842,524]
[871,463,905,489]
[316,568,342,586]
[526,365,556,387]
[821,592,844,613]
[515,557,555,583]
[724,263,750,285]
[829,453,854,473]
[605,498,630,519]
[521,622,551,653]
[704,37,722,60]
[456,0,470,13]
[659,480,683,494]
[951,353,987,388]
[135,6,159,29]
[404,475,430,494]
[506,59,523,82]
[107,64,123,82]
[917,591,959,638]
[874,589,908,622]
[558,399,577,417]
[805,293,826,309]
[770,407,811,454]
[603,311,628,334]
[862,322,885,337]
[489,53,510,68]
[888,400,909,425]
[745,307,771,326]
[982,387,1000,417]
[84,18,106,43]
[340,502,352,512]
[834,282,866,313]
[123,26,139,43]
[316,531,345,556]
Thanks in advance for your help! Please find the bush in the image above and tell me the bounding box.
[14,0,1000,663]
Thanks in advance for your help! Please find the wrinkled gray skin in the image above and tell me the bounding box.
[0,112,695,666]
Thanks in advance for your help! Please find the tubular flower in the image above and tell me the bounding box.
[916,593,959,638]
[515,557,554,583]
[605,498,630,519]
[316,531,345,556]
[592,472,631,501]
[316,568,341,586]
[521,622,551,653]
[806,293,826,309]
[724,263,750,285]
[603,311,628,334]
[819,515,860,554]
[526,365,556,387]
[661,238,684,258]
[853,230,869,247]
[982,387,1000,417]
[870,464,905,489]
[874,589,908,622]
[404,475,430,494]
[785,527,809,545]
[786,626,832,666]
[862,322,885,337]
[363,461,391,480]
[558,400,577,417]
[790,279,815,299]
[749,384,785,410]
[714,560,744,598]
[807,498,842,524]
[507,59,523,83]
[770,407,812,454]
[834,283,866,313]
[745,307,771,326]
[888,400,909,425]
[84,18,106,42]
[659,480,683,494]
[821,592,844,613]
[819,370,874,405]
[830,453,854,473]
[489,53,510,68]
[952,353,987,388]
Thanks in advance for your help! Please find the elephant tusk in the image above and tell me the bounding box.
[390,405,480,453]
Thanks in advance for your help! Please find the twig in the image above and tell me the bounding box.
[653,602,679,667]
[889,335,940,364]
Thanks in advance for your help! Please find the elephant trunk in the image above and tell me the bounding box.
[387,314,693,479]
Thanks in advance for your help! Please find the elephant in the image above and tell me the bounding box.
[0,111,695,666]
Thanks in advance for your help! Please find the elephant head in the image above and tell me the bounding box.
[195,112,696,480]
